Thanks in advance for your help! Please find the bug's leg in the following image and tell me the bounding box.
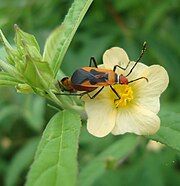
[55,86,104,99]
[55,89,98,98]
[79,91,94,99]
[128,77,148,84]
[110,85,121,100]
[89,57,98,68]
[86,86,104,99]
[55,91,88,96]
[126,42,147,77]
[113,61,131,72]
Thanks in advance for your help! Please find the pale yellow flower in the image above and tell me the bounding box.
[84,47,169,137]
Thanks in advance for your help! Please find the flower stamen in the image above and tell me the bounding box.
[113,85,133,108]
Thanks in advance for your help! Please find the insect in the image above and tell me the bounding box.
[57,42,148,99]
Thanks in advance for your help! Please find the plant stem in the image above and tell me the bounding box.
[48,90,86,118]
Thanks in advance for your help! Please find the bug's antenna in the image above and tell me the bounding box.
[126,42,147,77]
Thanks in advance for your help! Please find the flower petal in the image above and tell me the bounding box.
[85,98,117,137]
[135,96,160,114]
[98,64,105,69]
[134,65,169,96]
[112,105,160,135]
[103,47,129,70]
[133,65,169,113]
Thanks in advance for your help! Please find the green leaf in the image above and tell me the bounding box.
[23,56,55,90]
[14,24,40,53]
[0,47,6,61]
[0,72,20,86]
[149,110,180,152]
[13,25,45,77]
[23,96,46,131]
[79,134,138,186]
[5,138,39,186]
[0,26,56,90]
[43,25,64,66]
[0,29,17,65]
[26,110,81,186]
[0,30,13,50]
[43,0,93,75]
[0,59,23,80]
[16,83,34,94]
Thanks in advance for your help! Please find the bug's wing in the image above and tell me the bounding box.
[71,69,89,84]
[89,69,108,84]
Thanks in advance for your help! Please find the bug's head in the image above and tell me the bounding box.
[60,77,74,92]
[60,76,71,89]
[61,77,70,85]
[119,74,128,85]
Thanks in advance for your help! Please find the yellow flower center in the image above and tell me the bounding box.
[113,85,134,108]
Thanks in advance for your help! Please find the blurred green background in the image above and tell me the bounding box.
[0,0,180,185]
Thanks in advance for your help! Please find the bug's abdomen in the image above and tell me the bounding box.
[72,84,98,91]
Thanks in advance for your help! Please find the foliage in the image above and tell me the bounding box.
[5,138,39,186]
[26,111,81,186]
[79,134,138,186]
[149,110,180,152]
[0,0,180,186]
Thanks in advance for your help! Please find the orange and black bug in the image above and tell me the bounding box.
[57,42,148,99]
